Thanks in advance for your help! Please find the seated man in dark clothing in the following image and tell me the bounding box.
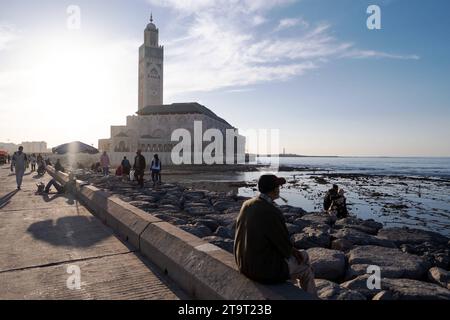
[43,173,77,194]
[323,184,339,211]
[54,159,65,172]
[234,174,317,296]
[328,188,349,219]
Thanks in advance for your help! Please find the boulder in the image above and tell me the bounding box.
[378,227,449,247]
[292,227,331,249]
[212,200,238,212]
[286,223,302,235]
[307,248,346,281]
[206,213,238,227]
[202,236,234,253]
[128,201,158,211]
[428,267,450,289]
[372,290,394,300]
[381,278,450,300]
[195,218,220,233]
[315,279,366,300]
[134,195,159,202]
[332,228,396,248]
[184,204,216,216]
[334,217,383,235]
[331,239,354,252]
[214,226,234,239]
[158,197,182,207]
[291,218,312,230]
[346,245,430,280]
[183,190,206,201]
[152,214,187,226]
[279,205,307,216]
[179,223,213,238]
[300,213,333,226]
[341,275,381,299]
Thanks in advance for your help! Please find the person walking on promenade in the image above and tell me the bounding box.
[100,151,110,176]
[234,174,317,296]
[7,154,11,164]
[133,149,146,188]
[150,154,162,186]
[11,146,28,190]
[30,154,37,172]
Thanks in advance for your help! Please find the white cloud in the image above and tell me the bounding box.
[344,50,420,60]
[275,18,309,31]
[146,0,419,98]
[0,24,17,51]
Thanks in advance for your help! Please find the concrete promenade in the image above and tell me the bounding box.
[0,164,188,299]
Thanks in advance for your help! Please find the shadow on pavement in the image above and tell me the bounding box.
[0,190,19,209]
[41,193,76,206]
[26,215,111,248]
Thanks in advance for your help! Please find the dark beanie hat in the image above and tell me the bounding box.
[258,174,287,194]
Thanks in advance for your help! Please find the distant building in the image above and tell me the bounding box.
[99,15,245,165]
[20,141,48,154]
[0,142,18,154]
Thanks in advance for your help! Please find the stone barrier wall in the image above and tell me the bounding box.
[47,166,313,300]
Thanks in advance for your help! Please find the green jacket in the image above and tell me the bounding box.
[234,196,293,284]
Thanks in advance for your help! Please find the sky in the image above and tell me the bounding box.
[0,0,449,156]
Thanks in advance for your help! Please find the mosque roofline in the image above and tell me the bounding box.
[136,102,234,127]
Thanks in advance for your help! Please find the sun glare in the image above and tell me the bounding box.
[26,35,120,125]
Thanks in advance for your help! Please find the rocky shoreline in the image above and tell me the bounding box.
[75,171,450,300]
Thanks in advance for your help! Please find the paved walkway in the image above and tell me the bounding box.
[0,164,188,299]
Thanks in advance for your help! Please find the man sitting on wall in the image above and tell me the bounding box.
[234,174,317,296]
[38,172,77,195]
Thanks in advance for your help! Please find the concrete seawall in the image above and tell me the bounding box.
[47,166,313,300]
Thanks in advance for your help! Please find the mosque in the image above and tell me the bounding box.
[98,15,245,165]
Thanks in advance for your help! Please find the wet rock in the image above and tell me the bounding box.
[378,227,449,247]
[202,236,234,253]
[341,275,380,299]
[143,190,166,200]
[286,223,302,235]
[134,195,158,202]
[300,213,333,226]
[332,228,396,248]
[292,227,331,249]
[291,218,313,230]
[307,248,346,281]
[183,190,206,201]
[347,245,430,280]
[214,226,234,239]
[195,218,220,233]
[315,279,366,300]
[158,204,183,214]
[184,204,216,216]
[179,223,213,238]
[334,217,382,235]
[331,239,354,252]
[428,267,450,289]
[372,291,394,300]
[206,213,238,227]
[159,197,181,207]
[212,199,238,212]
[400,243,450,269]
[128,201,158,211]
[381,278,450,300]
[152,214,187,226]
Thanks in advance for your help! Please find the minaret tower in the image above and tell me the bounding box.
[138,13,164,110]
